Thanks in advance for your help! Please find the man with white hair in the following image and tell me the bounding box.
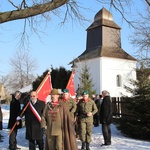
[100,90,112,146]
[22,91,45,150]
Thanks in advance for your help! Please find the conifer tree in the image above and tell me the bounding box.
[78,63,96,97]
[118,66,150,140]
[32,67,71,91]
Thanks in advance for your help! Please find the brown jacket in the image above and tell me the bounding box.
[41,101,78,150]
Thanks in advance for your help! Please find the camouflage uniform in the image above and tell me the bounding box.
[76,97,98,149]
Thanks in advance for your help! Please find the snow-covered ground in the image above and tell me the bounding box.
[0,104,150,150]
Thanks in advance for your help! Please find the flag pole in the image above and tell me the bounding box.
[8,102,30,136]
[8,71,50,136]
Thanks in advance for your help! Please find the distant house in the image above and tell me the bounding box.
[71,7,137,97]
[19,84,32,93]
[0,83,6,102]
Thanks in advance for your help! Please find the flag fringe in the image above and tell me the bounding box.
[36,72,50,93]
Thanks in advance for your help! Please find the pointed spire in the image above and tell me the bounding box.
[94,7,113,21]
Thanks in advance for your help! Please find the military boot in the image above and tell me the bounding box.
[81,142,86,150]
[86,142,90,150]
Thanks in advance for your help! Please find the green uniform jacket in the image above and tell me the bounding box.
[77,98,98,122]
[41,101,78,150]
[60,97,77,122]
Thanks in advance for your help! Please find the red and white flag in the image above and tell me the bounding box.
[29,101,41,122]
[36,72,53,102]
[66,71,76,99]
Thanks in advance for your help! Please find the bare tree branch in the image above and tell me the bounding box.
[9,50,37,89]
[8,0,20,9]
[0,0,68,24]
[145,0,150,6]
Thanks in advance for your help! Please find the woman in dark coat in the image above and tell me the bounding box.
[100,90,112,146]
[8,91,22,150]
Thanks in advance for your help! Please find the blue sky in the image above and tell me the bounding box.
[0,1,145,77]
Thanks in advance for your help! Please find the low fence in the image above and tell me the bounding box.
[112,97,131,117]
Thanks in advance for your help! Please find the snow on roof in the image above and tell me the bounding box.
[19,84,32,93]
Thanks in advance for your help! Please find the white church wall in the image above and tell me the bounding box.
[74,58,100,94]
[74,57,136,97]
[86,58,101,94]
[100,57,136,97]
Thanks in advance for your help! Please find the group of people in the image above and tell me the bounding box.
[6,88,112,150]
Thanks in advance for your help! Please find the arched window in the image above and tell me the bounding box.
[116,75,121,87]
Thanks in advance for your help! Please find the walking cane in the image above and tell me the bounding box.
[8,102,30,136]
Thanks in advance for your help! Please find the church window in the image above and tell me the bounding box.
[116,75,121,87]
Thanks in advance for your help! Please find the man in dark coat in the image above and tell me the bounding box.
[0,104,3,142]
[100,90,112,146]
[22,91,45,150]
[8,91,22,150]
[41,89,78,150]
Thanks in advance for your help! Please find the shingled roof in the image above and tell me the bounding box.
[87,7,121,30]
[74,46,136,62]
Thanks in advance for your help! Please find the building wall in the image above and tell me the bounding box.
[86,26,121,49]
[86,28,102,50]
[100,57,136,97]
[0,83,6,100]
[103,26,121,47]
[74,57,136,97]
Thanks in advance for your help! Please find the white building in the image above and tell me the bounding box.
[71,8,137,97]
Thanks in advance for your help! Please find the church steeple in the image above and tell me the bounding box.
[72,7,136,63]
[86,7,121,51]
[94,7,113,22]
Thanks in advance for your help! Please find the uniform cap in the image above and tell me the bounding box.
[63,88,69,93]
[82,90,89,95]
[50,89,60,95]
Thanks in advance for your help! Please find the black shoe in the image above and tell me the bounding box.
[81,142,86,150]
[15,146,21,149]
[101,143,111,146]
[86,142,90,150]
[9,148,15,150]
[94,125,99,127]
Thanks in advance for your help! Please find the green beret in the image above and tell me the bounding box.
[63,88,69,93]
[82,90,88,95]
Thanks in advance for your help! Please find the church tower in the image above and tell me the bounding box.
[86,7,121,50]
[72,8,137,97]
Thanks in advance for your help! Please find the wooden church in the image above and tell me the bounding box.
[72,7,137,97]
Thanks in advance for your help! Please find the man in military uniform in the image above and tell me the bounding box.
[41,89,78,150]
[76,90,98,150]
[61,88,76,123]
